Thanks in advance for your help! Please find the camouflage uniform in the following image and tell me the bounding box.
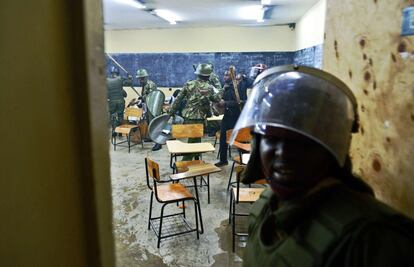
[141,80,157,101]
[209,72,222,93]
[170,78,221,160]
[206,72,223,135]
[107,76,131,127]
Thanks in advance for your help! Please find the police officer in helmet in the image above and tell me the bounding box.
[110,66,120,78]
[232,65,414,266]
[169,63,221,161]
[107,66,131,133]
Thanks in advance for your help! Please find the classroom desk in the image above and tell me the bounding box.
[166,140,216,168]
[170,163,221,234]
[166,140,216,154]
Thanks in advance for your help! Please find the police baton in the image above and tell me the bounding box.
[106,53,141,97]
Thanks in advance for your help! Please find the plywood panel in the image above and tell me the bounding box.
[323,0,414,218]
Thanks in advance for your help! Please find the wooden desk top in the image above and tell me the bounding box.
[166,140,215,154]
[207,114,224,121]
[232,141,251,152]
[170,163,221,180]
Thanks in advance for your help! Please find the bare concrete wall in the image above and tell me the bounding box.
[323,0,414,218]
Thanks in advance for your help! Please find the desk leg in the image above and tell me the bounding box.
[207,175,210,204]
[193,176,204,234]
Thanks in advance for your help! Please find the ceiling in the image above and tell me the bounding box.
[103,0,320,30]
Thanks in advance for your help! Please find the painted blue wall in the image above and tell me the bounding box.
[107,45,323,87]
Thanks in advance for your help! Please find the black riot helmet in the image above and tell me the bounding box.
[231,65,359,184]
[110,66,120,77]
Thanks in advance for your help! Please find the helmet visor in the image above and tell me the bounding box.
[230,65,356,166]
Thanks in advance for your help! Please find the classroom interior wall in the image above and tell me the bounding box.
[105,25,296,53]
[323,0,414,218]
[295,0,326,50]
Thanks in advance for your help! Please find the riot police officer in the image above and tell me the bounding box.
[232,65,414,266]
[136,69,162,151]
[136,68,157,102]
[169,63,221,160]
[106,66,131,131]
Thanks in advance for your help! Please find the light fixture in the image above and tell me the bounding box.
[154,9,180,25]
[238,5,263,21]
[115,0,145,9]
[257,7,265,22]
[261,0,271,5]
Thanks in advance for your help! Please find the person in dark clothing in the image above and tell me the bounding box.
[231,65,414,266]
[215,70,248,167]
[106,66,131,132]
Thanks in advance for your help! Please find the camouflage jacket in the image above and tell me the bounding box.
[141,80,157,100]
[209,72,222,94]
[170,78,221,120]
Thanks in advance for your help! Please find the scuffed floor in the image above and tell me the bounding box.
[110,137,251,267]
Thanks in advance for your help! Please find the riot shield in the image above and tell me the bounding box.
[149,114,184,144]
[146,90,165,120]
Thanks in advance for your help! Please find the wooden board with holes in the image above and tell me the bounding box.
[166,140,215,154]
[323,0,414,217]
[170,163,221,181]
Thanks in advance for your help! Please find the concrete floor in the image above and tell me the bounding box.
[110,137,254,267]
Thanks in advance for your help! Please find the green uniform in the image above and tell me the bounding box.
[206,72,223,135]
[141,80,157,101]
[107,76,131,127]
[209,72,222,93]
[243,181,414,267]
[170,78,221,160]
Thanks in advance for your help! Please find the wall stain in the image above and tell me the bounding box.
[334,39,340,59]
[361,105,366,112]
[373,158,382,172]
[369,58,373,66]
[386,137,391,143]
[398,42,407,53]
[359,38,366,49]
[391,53,397,63]
[348,69,353,79]
[364,71,371,82]
[363,53,367,60]
[373,80,377,90]
[411,114,414,122]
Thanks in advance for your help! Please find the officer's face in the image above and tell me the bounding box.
[259,128,334,195]
[139,77,147,85]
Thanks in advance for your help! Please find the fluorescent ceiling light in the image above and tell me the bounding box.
[115,0,145,9]
[261,0,271,5]
[238,5,263,21]
[154,9,181,25]
[257,7,265,22]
